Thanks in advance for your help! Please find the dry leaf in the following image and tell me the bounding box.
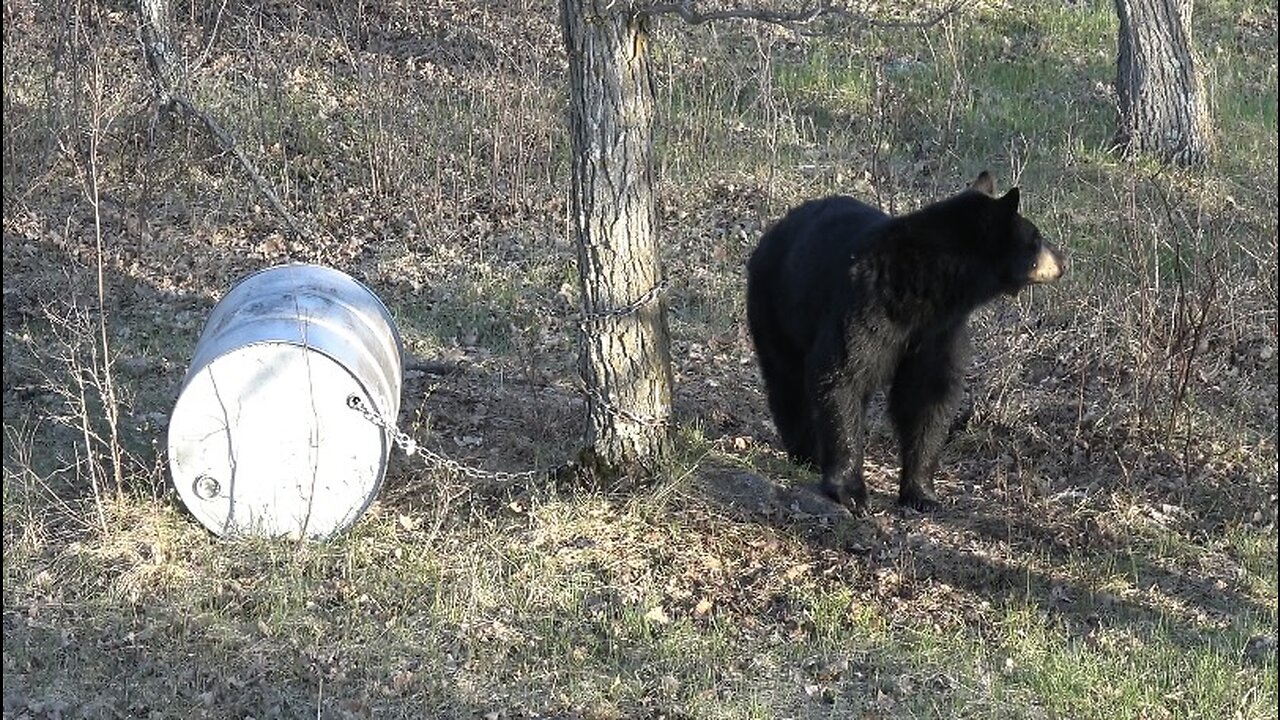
[785,563,812,580]
[644,605,670,625]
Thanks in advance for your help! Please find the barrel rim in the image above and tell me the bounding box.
[223,263,405,362]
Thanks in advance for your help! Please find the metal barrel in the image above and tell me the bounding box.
[167,264,404,539]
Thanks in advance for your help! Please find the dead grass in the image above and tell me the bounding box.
[3,0,1277,718]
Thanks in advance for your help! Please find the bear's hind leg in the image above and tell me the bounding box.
[757,342,817,467]
[807,341,870,511]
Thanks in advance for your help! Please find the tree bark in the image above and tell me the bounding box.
[1113,0,1212,167]
[561,1,673,485]
[138,0,180,100]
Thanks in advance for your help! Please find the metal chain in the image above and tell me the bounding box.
[577,279,669,328]
[346,395,550,484]
[580,386,670,428]
[350,279,671,478]
[348,395,419,453]
[575,279,671,427]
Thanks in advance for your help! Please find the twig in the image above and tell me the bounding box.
[1152,180,1218,446]
[74,370,111,536]
[74,19,127,502]
[639,0,964,32]
[193,0,231,73]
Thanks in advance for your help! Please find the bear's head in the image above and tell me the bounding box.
[966,171,1066,294]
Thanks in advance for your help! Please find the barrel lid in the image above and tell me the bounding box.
[168,342,388,539]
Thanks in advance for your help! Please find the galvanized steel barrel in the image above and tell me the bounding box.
[168,264,404,539]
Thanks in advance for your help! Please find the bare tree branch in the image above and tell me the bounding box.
[138,0,314,244]
[637,1,965,32]
[168,94,314,242]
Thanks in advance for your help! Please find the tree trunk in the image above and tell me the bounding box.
[561,1,673,485]
[138,0,180,99]
[1113,0,1212,167]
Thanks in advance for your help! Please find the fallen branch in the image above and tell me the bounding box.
[639,0,964,32]
[167,94,314,242]
[137,0,311,242]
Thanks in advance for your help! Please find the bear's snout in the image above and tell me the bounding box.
[1028,244,1066,284]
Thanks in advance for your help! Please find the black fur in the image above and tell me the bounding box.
[746,172,1065,511]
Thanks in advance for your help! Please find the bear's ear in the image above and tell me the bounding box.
[999,187,1020,213]
[970,171,996,196]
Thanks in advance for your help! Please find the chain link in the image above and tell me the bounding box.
[347,395,550,484]
[577,279,668,328]
[580,386,670,428]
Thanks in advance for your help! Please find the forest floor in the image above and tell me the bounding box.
[2,1,1276,718]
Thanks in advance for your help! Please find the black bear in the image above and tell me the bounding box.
[746,171,1065,511]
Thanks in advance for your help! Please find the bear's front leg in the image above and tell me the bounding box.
[807,359,870,512]
[889,330,969,511]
